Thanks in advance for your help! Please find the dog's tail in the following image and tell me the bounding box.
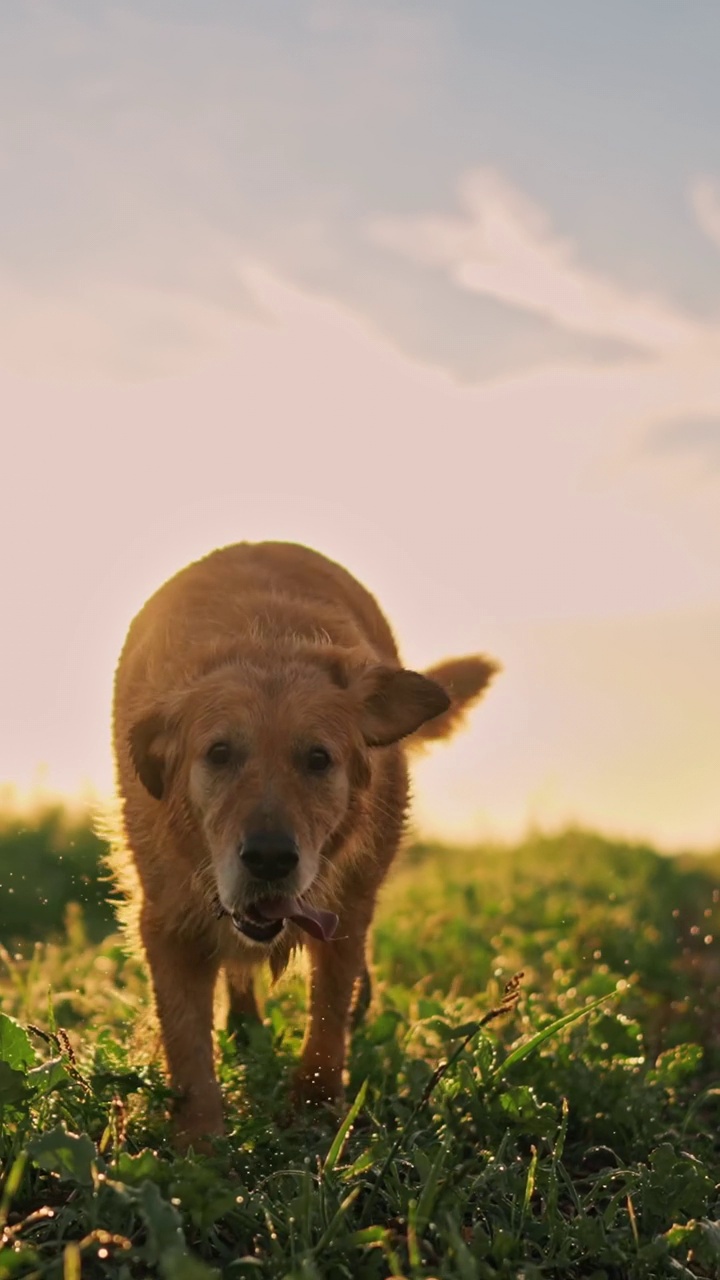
[410,654,501,748]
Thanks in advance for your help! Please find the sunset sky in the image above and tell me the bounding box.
[2,1,719,849]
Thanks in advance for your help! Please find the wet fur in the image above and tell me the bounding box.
[109,541,499,1145]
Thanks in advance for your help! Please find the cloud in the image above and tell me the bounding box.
[649,415,720,468]
[690,176,720,250]
[0,259,265,380]
[368,168,707,353]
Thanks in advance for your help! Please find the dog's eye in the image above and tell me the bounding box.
[306,746,332,774]
[206,741,232,766]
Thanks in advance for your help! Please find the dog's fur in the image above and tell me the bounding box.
[111,541,499,1144]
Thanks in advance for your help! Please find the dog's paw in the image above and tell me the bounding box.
[290,1065,344,1114]
[171,1123,225,1156]
[170,1096,225,1154]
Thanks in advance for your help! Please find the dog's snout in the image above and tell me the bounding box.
[240,830,299,881]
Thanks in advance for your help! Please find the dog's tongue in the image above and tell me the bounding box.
[255,897,338,942]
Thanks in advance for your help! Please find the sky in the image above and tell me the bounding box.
[2,0,720,849]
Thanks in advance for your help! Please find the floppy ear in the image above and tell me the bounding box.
[415,654,501,743]
[128,711,176,800]
[354,666,451,747]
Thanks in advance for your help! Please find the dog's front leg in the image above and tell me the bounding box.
[293,928,368,1108]
[141,912,223,1145]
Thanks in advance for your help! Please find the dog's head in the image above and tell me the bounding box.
[127,654,453,947]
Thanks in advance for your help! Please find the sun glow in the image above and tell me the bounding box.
[2,251,719,848]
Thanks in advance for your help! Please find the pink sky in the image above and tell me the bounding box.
[3,261,720,848]
[2,4,720,849]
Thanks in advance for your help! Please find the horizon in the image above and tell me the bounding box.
[2,779,718,860]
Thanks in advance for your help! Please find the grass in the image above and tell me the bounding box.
[0,812,719,1278]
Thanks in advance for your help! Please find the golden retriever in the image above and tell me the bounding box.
[111,541,499,1145]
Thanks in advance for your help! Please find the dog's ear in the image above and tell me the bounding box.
[416,655,501,743]
[128,711,177,800]
[353,666,451,747]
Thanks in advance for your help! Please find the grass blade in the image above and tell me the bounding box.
[492,993,616,1081]
[415,1142,447,1235]
[553,1095,570,1164]
[323,1078,368,1174]
[521,1144,538,1226]
[0,1151,27,1230]
[313,1186,361,1252]
[63,1243,81,1280]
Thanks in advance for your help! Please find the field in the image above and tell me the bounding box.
[0,807,719,1279]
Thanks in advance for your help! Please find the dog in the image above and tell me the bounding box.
[111,541,499,1145]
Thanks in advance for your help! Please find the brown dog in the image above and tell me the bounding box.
[111,541,498,1144]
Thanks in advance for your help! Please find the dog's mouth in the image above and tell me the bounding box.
[231,906,285,944]
[227,897,339,945]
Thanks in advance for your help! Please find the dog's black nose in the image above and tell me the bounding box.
[240,831,299,881]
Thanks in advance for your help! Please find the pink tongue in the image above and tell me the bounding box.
[255,897,338,942]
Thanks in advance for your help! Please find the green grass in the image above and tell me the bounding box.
[1,812,719,1278]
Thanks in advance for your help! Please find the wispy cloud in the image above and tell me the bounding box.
[0,258,264,380]
[649,415,720,468]
[368,169,707,353]
[690,176,720,250]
